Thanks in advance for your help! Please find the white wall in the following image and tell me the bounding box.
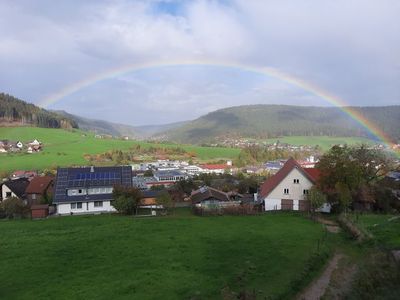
[56,201,117,215]
[1,185,18,200]
[264,198,281,211]
[264,168,314,211]
[267,168,313,201]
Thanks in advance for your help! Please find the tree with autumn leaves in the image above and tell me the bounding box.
[316,144,395,212]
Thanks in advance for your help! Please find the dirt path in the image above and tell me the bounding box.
[297,253,343,300]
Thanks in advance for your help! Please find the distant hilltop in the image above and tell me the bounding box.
[0,93,78,129]
[156,104,400,144]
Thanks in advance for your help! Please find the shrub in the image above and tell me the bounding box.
[1,197,29,219]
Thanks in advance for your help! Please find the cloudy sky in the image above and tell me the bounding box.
[1,0,399,125]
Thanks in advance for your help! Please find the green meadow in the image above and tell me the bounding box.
[0,212,331,299]
[0,127,377,172]
[0,127,240,172]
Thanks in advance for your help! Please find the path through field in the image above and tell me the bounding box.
[297,253,343,300]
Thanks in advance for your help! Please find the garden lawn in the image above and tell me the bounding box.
[0,212,331,299]
[0,127,240,172]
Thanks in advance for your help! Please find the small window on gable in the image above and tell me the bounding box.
[293,179,299,184]
[284,188,289,194]
[303,189,309,195]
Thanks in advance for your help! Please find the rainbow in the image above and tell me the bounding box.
[39,59,397,148]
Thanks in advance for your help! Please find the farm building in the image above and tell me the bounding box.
[259,157,331,212]
[191,186,242,209]
[25,176,54,205]
[53,166,132,215]
[31,204,49,219]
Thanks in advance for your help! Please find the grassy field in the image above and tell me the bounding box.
[355,214,400,249]
[0,212,331,299]
[0,127,240,172]
[263,136,375,151]
[0,127,377,172]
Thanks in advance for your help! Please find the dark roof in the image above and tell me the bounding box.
[154,170,185,177]
[53,166,132,203]
[260,157,316,198]
[26,176,53,194]
[190,186,230,203]
[142,190,163,198]
[3,178,30,198]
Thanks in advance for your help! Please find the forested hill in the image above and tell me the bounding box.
[0,93,78,129]
[158,105,400,144]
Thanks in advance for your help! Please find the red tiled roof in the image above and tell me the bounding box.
[304,168,321,181]
[259,157,316,198]
[201,164,228,170]
[25,176,54,194]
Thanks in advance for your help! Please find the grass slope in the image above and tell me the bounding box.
[0,212,329,299]
[356,214,400,249]
[0,127,240,172]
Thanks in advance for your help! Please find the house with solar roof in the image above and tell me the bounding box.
[53,166,132,215]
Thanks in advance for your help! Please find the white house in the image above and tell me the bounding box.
[53,166,132,215]
[200,163,231,175]
[259,157,331,212]
[0,178,30,202]
[28,139,41,146]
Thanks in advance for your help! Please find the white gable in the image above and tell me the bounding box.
[266,167,314,201]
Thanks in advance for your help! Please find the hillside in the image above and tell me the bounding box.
[0,127,240,172]
[158,105,400,144]
[53,110,139,138]
[0,93,78,129]
[54,110,187,139]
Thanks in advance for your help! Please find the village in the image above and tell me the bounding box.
[1,144,399,219]
[0,138,43,154]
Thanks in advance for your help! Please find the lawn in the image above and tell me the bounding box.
[0,212,331,299]
[263,136,375,151]
[0,127,240,172]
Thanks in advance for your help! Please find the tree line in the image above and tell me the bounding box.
[0,93,78,129]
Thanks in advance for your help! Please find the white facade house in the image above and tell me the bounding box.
[57,200,116,215]
[53,166,132,215]
[260,158,331,213]
[183,165,204,176]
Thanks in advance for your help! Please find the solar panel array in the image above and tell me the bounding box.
[53,166,133,203]
[68,172,121,188]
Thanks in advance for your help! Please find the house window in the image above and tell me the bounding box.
[6,192,12,198]
[32,194,36,200]
[94,201,103,207]
[303,189,309,195]
[284,188,289,194]
[71,202,83,209]
[293,179,299,184]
